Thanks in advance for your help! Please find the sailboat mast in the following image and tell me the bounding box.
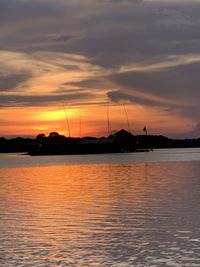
[123,103,131,133]
[63,106,71,137]
[106,102,111,135]
[79,109,82,138]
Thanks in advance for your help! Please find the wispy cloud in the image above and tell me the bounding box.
[1,0,200,137]
[0,50,105,101]
[117,54,200,73]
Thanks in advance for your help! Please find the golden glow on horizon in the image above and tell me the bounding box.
[34,109,79,122]
[0,104,194,138]
[0,51,198,138]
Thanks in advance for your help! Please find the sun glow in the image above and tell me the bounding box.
[35,109,79,121]
[0,104,195,138]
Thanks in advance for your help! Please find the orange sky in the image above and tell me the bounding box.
[0,51,195,138]
[0,51,195,136]
[0,103,193,138]
[1,1,200,138]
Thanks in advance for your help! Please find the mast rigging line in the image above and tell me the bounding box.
[123,103,131,133]
[106,102,111,136]
[63,105,71,138]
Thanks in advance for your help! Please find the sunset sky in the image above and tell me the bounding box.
[1,0,200,138]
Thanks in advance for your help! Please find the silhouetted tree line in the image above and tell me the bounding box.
[136,135,200,149]
[0,137,35,153]
[0,131,200,153]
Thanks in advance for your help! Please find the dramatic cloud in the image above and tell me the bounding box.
[1,0,200,137]
[108,59,200,106]
[0,50,105,103]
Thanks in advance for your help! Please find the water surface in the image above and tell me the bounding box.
[1,148,200,168]
[1,149,200,266]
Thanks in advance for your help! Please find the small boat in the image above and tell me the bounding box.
[28,129,148,156]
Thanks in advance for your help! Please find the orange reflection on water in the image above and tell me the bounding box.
[1,162,180,222]
[1,161,200,266]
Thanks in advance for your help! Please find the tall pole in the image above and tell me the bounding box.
[106,102,111,135]
[63,105,71,137]
[79,109,82,138]
[123,103,131,133]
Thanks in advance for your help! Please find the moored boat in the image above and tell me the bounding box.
[28,129,145,156]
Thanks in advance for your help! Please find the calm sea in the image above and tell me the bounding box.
[1,148,200,266]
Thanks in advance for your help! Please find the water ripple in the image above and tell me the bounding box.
[1,159,200,266]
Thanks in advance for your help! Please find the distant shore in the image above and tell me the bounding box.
[0,130,200,154]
